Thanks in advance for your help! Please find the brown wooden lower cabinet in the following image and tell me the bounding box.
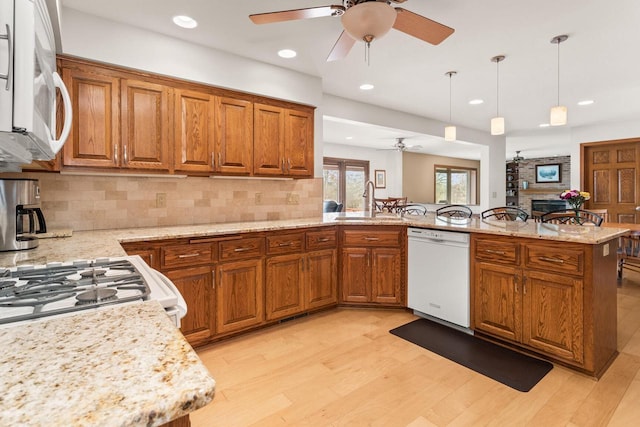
[471,234,616,377]
[340,226,406,306]
[165,266,215,346]
[215,258,264,334]
[306,249,338,309]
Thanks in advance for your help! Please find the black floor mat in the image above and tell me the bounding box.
[389,318,553,392]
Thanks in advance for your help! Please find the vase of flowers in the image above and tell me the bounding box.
[560,189,590,210]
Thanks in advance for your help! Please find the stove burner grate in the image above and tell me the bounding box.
[75,288,118,305]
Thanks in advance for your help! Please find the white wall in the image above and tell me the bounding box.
[323,143,402,199]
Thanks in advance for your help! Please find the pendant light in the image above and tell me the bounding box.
[444,71,457,141]
[490,55,505,135]
[550,35,569,126]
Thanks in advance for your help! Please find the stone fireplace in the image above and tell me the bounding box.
[531,199,569,214]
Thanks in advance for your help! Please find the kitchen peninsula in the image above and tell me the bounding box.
[0,214,629,399]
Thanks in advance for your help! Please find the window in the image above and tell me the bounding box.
[435,165,478,205]
[323,157,370,212]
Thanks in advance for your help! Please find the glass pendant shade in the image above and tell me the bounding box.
[341,2,397,41]
[550,105,567,126]
[444,125,456,141]
[491,117,505,135]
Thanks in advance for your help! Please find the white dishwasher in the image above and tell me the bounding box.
[407,227,471,330]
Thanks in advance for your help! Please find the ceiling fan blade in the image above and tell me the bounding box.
[327,31,356,62]
[407,145,423,150]
[250,5,345,24]
[392,7,454,45]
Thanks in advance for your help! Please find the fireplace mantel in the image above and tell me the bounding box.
[521,188,563,194]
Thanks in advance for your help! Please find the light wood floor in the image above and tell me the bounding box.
[192,271,640,426]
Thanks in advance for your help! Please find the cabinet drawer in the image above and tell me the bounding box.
[342,230,401,247]
[474,239,519,265]
[161,243,213,269]
[219,237,265,261]
[306,229,337,250]
[266,233,304,255]
[525,245,584,275]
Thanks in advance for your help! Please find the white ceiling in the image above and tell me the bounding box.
[61,0,640,161]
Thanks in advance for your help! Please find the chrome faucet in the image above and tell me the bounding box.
[363,180,376,217]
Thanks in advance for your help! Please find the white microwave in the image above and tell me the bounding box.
[0,0,71,171]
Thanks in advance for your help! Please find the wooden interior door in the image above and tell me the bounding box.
[583,138,640,223]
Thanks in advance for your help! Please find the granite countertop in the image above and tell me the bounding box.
[0,301,216,427]
[0,214,628,268]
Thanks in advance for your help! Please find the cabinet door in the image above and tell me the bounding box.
[306,249,338,309]
[473,262,522,342]
[341,248,371,303]
[522,270,584,364]
[253,103,285,176]
[174,89,215,173]
[62,68,120,168]
[216,258,264,334]
[165,266,215,346]
[121,79,171,171]
[371,247,402,305]
[265,253,304,321]
[283,109,313,177]
[214,97,253,175]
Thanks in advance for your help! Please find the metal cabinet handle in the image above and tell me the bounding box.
[218,152,222,167]
[523,276,527,295]
[114,144,119,164]
[363,237,379,241]
[317,238,330,242]
[485,249,505,255]
[0,24,13,91]
[211,152,215,169]
[212,270,215,289]
[287,158,292,172]
[281,158,286,173]
[123,144,128,164]
[539,256,564,264]
[278,241,293,247]
[178,253,200,258]
[514,274,518,293]
[234,247,253,252]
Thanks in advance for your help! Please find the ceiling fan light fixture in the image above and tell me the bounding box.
[491,117,505,136]
[341,2,397,42]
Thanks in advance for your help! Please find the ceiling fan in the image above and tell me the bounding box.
[249,0,454,62]
[379,138,422,152]
[512,150,525,163]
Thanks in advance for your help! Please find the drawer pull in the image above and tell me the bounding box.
[317,238,330,242]
[484,249,505,255]
[177,253,200,259]
[278,242,293,247]
[539,256,564,264]
[234,247,253,252]
[363,237,379,241]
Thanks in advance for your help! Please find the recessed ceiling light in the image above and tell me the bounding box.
[577,100,595,106]
[173,15,197,29]
[345,136,353,140]
[278,49,297,59]
[469,99,484,105]
[359,83,374,91]
[539,123,551,128]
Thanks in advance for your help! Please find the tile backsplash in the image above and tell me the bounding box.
[5,173,322,231]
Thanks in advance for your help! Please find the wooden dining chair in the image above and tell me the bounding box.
[618,231,640,280]
[540,209,604,226]
[374,197,407,213]
[587,209,608,223]
[436,204,473,218]
[481,206,529,221]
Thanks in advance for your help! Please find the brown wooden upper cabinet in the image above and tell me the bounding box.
[174,89,216,174]
[254,103,313,178]
[62,65,171,171]
[214,97,253,175]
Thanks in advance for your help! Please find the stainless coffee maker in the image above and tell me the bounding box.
[0,178,47,251]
